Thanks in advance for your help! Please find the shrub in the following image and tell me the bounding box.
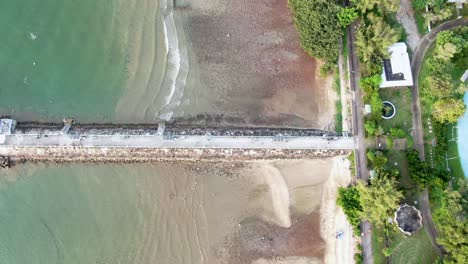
[386,136,394,148]
[432,98,466,123]
[337,186,363,235]
[338,7,359,27]
[390,128,406,138]
[412,0,428,10]
[320,61,335,76]
[407,149,431,188]
[288,0,342,63]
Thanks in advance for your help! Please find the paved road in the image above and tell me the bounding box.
[347,21,373,264]
[1,133,356,150]
[410,18,468,257]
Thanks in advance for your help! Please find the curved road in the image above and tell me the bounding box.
[410,18,468,257]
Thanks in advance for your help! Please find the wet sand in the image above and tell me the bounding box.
[175,0,336,128]
[117,0,336,129]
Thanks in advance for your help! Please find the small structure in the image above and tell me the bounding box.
[0,119,16,144]
[461,69,468,82]
[61,118,73,134]
[394,204,423,235]
[364,104,372,115]
[380,43,414,88]
[0,119,16,135]
[448,0,466,9]
[381,101,397,120]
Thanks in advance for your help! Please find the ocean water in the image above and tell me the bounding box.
[457,93,468,177]
[0,0,184,123]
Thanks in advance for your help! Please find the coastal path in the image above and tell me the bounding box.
[346,20,374,264]
[0,133,356,150]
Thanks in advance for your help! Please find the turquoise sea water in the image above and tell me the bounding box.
[0,0,133,121]
[457,93,468,177]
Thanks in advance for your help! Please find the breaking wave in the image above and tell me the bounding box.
[157,0,189,121]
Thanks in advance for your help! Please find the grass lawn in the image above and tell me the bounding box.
[414,8,427,35]
[379,88,413,134]
[333,72,343,133]
[445,123,464,178]
[372,228,387,264]
[389,228,438,264]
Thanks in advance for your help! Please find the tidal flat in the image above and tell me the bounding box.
[0,158,352,264]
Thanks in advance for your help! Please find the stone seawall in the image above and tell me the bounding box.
[15,122,343,137]
[0,146,351,163]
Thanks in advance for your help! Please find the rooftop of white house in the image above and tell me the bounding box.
[380,42,414,88]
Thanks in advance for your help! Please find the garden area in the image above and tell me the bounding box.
[412,0,468,35]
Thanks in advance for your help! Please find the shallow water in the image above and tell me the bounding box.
[0,163,235,264]
[0,161,331,263]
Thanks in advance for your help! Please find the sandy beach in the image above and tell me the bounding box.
[217,157,354,264]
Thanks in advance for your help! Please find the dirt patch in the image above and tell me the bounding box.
[226,213,325,263]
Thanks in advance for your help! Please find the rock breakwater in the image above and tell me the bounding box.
[0,146,350,164]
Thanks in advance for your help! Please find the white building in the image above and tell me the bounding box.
[380,42,414,88]
[448,0,466,9]
[0,119,16,144]
[461,69,468,82]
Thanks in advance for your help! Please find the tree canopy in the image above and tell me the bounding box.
[357,177,403,228]
[406,149,431,188]
[434,183,468,264]
[351,0,400,14]
[337,186,363,234]
[432,98,466,123]
[338,7,359,27]
[356,14,400,67]
[288,0,342,64]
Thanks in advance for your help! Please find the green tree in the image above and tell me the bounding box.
[370,91,384,120]
[351,0,400,13]
[367,150,387,168]
[337,7,359,27]
[360,74,382,98]
[288,0,342,63]
[432,98,466,123]
[390,128,407,138]
[364,120,378,135]
[356,14,400,63]
[434,184,468,264]
[357,177,404,228]
[406,149,431,188]
[435,42,459,61]
[424,2,452,24]
[412,0,428,10]
[425,74,463,99]
[337,186,363,234]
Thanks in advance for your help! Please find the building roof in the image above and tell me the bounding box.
[0,119,16,135]
[461,69,468,82]
[380,43,414,88]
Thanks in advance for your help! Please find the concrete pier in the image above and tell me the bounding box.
[1,133,355,150]
[0,120,356,162]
